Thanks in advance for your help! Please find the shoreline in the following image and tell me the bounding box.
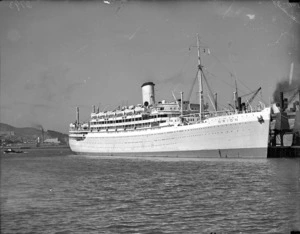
[1,144,72,156]
[1,144,70,150]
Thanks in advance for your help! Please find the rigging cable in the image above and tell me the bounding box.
[209,52,249,96]
[187,69,199,102]
[202,67,236,90]
[201,70,217,111]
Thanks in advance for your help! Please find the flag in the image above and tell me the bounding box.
[203,48,211,55]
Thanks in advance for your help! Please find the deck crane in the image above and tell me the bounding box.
[172,90,181,110]
[172,91,179,105]
[240,87,261,110]
[228,103,235,110]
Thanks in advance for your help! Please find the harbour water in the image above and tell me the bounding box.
[1,149,300,234]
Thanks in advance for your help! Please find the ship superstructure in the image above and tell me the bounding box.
[69,35,271,158]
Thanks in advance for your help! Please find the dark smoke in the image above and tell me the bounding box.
[31,124,45,142]
[273,77,300,103]
[30,124,45,135]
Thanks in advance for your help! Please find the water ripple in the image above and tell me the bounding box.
[1,154,300,233]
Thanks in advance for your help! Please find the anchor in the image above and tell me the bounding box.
[257,115,264,124]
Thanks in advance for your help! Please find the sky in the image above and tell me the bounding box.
[0,0,299,133]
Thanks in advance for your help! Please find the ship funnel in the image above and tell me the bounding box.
[238,97,242,111]
[141,82,155,106]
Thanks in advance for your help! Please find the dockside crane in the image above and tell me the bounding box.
[287,89,300,106]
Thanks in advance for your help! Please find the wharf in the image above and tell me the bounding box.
[268,146,300,158]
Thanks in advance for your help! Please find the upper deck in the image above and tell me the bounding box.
[69,104,269,135]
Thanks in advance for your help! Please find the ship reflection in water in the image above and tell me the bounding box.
[1,151,300,233]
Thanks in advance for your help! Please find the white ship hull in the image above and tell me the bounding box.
[69,108,271,158]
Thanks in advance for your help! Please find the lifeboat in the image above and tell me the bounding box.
[134,106,144,113]
[98,112,105,118]
[82,123,89,128]
[125,109,134,115]
[116,110,124,117]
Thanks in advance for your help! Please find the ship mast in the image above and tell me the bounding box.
[197,34,204,120]
[234,78,239,110]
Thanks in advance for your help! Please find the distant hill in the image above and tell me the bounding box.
[0,123,15,131]
[47,130,69,143]
[0,123,41,137]
[0,123,68,144]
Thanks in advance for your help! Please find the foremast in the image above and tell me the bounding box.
[196,34,204,121]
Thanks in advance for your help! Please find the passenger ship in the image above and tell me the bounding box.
[69,35,271,158]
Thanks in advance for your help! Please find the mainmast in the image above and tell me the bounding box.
[197,34,204,120]
[234,78,239,109]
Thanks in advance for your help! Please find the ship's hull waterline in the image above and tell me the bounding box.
[69,108,271,158]
[73,148,267,159]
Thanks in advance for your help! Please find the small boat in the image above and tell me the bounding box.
[4,148,24,154]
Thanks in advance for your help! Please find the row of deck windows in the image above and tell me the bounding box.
[90,114,169,125]
[91,121,166,131]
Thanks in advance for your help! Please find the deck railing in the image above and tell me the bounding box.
[70,105,268,133]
